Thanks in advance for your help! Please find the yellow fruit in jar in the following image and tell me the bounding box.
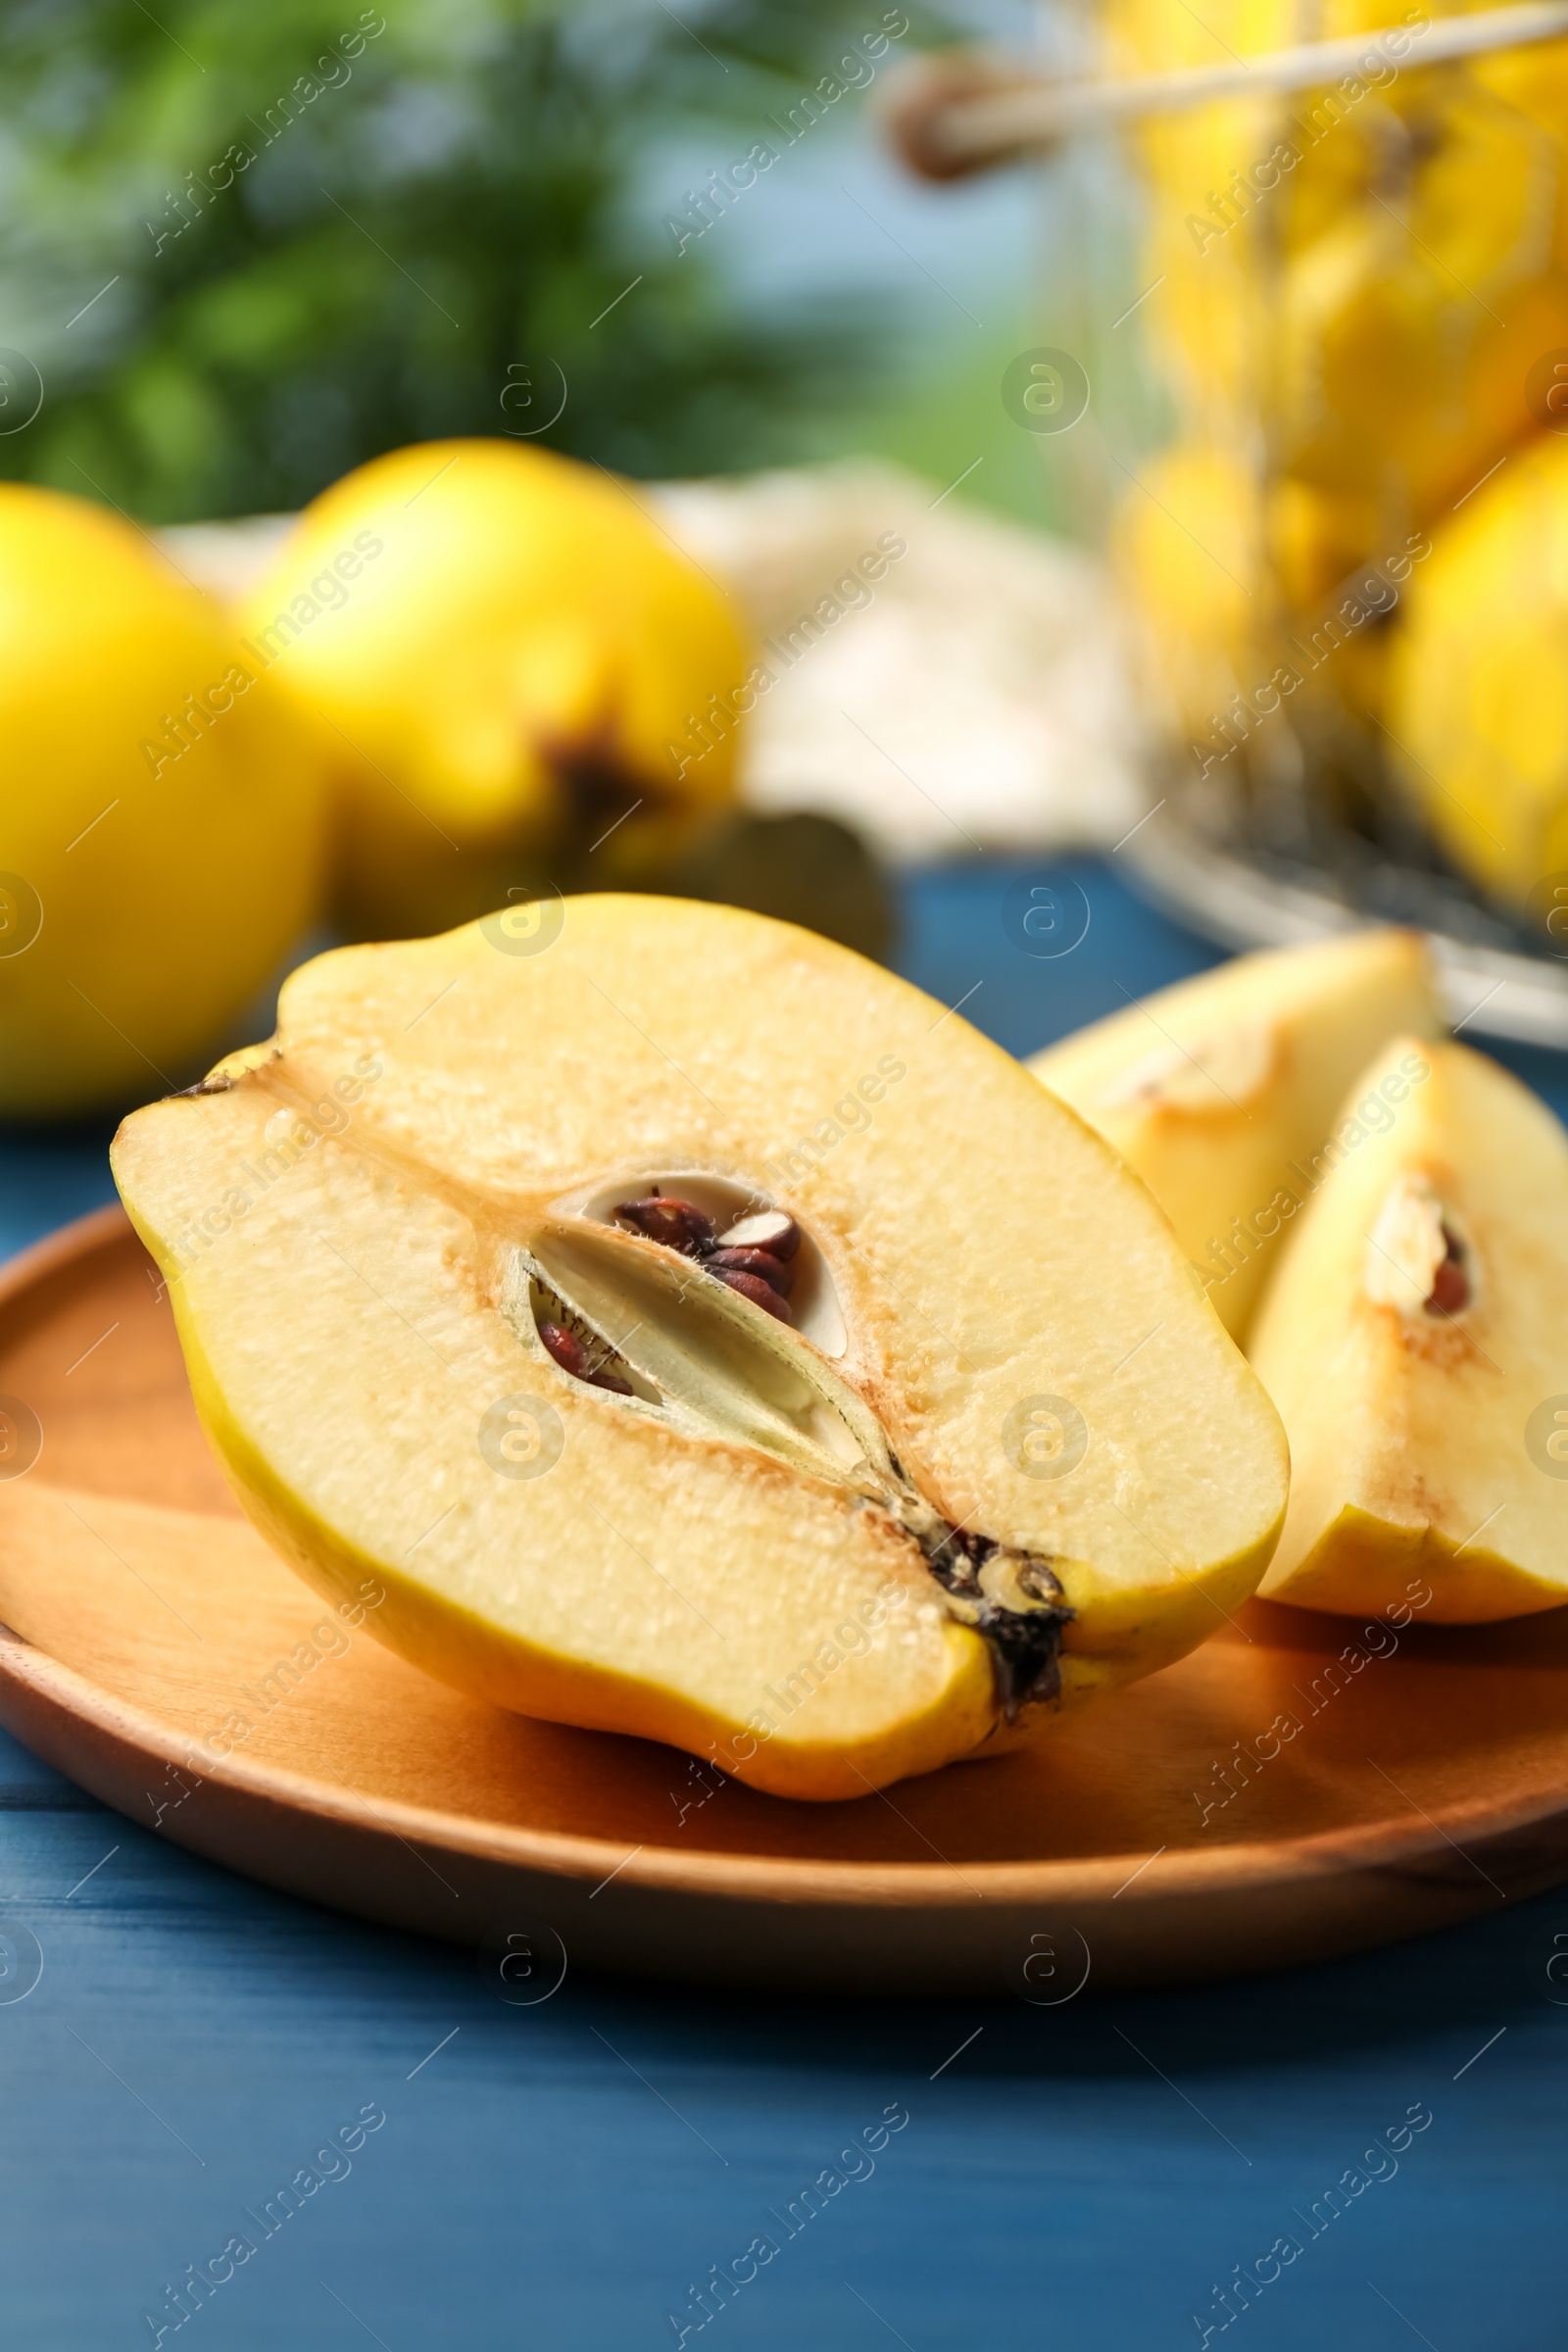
[1131,13,1568,505]
[1102,0,1292,422]
[1139,187,1271,428]
[1270,111,1568,527]
[1268,474,1387,612]
[1269,471,1413,737]
[1113,2,1568,776]
[1101,0,1292,72]
[237,439,748,940]
[1114,442,1271,741]
[1449,11,1568,137]
[0,484,327,1119]
[1387,433,1568,902]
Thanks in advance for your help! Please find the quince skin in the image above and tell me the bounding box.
[0,483,326,1118]
[1030,929,1444,1340]
[237,440,748,940]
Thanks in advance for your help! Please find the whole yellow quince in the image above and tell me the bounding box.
[0,484,326,1120]
[236,439,749,939]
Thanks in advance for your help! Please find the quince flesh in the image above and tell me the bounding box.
[1029,929,1443,1341]
[111,898,1288,1800]
[1250,1036,1568,1620]
[236,441,747,940]
[0,484,326,1118]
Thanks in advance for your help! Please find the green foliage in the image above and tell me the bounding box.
[0,0,895,518]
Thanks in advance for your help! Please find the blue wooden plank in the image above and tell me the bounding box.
[1,863,1566,2349]
[0,1114,119,1267]
[897,855,1224,1061]
[2,1777,1566,2349]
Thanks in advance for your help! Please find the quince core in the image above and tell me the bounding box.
[112,899,1288,1798]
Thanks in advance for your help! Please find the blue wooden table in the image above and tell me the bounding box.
[5,860,1566,2351]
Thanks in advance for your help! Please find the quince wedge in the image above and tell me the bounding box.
[1249,1036,1568,1620]
[111,898,1288,1800]
[1028,929,1444,1340]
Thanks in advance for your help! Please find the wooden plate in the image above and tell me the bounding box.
[3,1206,1567,1993]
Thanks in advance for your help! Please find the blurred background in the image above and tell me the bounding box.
[0,0,1036,515]
[10,0,1568,1144]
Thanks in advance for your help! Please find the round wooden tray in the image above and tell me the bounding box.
[3,1205,1566,1993]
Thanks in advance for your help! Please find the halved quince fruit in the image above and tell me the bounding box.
[1028,929,1444,1341]
[1250,1035,1568,1622]
[111,898,1288,1798]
